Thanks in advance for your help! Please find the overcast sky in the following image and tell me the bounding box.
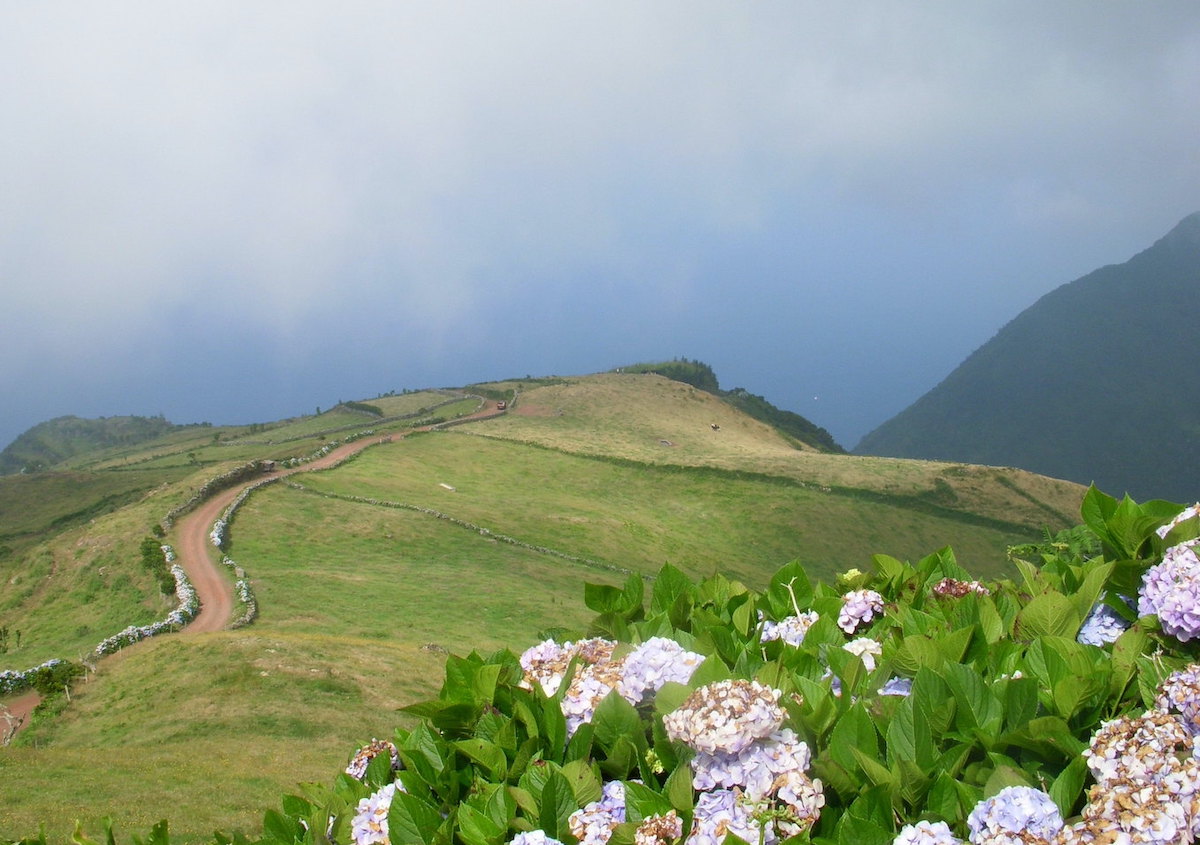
[2,2,1197,453]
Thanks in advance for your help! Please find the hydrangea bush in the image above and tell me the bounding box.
[13,487,1200,845]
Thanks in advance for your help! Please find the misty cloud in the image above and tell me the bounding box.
[2,3,1197,448]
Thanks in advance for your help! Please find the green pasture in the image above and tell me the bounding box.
[227,484,615,651]
[297,431,1037,583]
[1,631,449,843]
[0,492,175,667]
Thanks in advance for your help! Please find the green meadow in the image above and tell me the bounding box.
[0,374,1086,842]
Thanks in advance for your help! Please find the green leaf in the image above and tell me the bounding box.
[538,771,579,842]
[561,759,603,807]
[767,561,814,618]
[1015,593,1083,641]
[664,764,694,814]
[828,702,880,775]
[622,780,674,824]
[650,564,694,618]
[452,738,508,781]
[941,662,1003,739]
[387,792,445,845]
[1049,756,1089,819]
[457,804,507,845]
[591,690,644,753]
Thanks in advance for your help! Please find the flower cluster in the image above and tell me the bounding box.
[350,781,404,845]
[687,788,775,845]
[345,739,401,780]
[663,679,784,755]
[691,728,811,798]
[567,780,625,845]
[838,589,884,634]
[635,811,682,845]
[666,680,824,841]
[894,820,963,845]
[520,636,702,736]
[1156,664,1200,734]
[932,578,990,598]
[616,637,705,704]
[1077,601,1131,646]
[510,832,563,845]
[965,785,1064,845]
[519,638,614,697]
[1138,540,1200,641]
[760,612,819,647]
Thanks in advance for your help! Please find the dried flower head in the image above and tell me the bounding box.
[664,679,785,755]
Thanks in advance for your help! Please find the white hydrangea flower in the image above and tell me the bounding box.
[838,589,885,634]
[844,637,883,673]
[663,679,785,755]
[1084,710,1200,790]
[761,612,820,647]
[894,820,963,845]
[350,781,405,845]
[774,769,825,837]
[616,637,704,705]
[519,638,616,697]
[1074,780,1195,844]
[562,658,626,736]
[634,811,683,845]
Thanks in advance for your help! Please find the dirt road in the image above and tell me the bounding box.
[2,399,504,737]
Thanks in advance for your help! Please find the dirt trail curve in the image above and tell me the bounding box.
[179,399,503,633]
[1,399,503,736]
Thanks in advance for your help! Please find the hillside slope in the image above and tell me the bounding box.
[472,373,1085,531]
[0,415,183,474]
[856,212,1200,503]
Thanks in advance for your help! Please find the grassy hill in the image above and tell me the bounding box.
[0,372,1085,841]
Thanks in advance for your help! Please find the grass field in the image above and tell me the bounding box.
[0,370,1089,842]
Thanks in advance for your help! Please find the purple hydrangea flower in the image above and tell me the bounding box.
[568,780,626,845]
[1138,542,1200,642]
[690,728,812,799]
[966,786,1063,844]
[838,589,884,634]
[616,637,704,705]
[1077,601,1131,646]
[686,789,774,845]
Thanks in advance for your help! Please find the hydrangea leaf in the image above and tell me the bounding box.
[387,791,445,845]
[536,770,578,842]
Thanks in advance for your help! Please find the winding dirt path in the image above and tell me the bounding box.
[1,399,505,738]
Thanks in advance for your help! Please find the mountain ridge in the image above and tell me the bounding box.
[855,212,1200,502]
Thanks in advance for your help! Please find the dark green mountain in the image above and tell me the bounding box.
[0,414,180,474]
[855,212,1200,503]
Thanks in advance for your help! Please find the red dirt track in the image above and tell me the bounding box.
[2,400,504,738]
